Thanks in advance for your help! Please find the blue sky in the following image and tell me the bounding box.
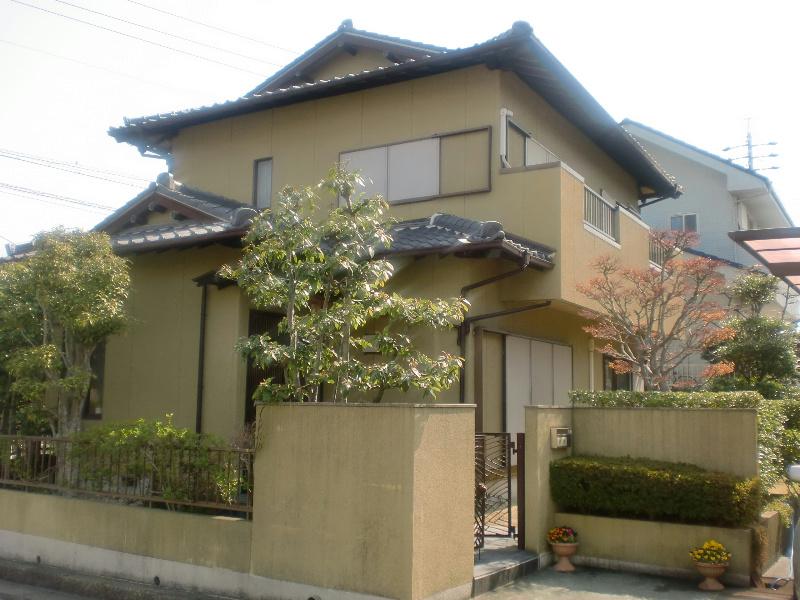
[1,0,798,255]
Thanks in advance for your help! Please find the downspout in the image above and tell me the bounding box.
[195,283,208,434]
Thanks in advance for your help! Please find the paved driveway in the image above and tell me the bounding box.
[483,567,792,600]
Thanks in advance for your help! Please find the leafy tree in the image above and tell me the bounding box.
[706,271,798,398]
[577,230,732,391]
[222,167,467,405]
[0,229,129,436]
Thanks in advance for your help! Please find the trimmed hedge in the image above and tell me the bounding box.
[550,455,761,528]
[568,390,799,491]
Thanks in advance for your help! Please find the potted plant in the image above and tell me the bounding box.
[547,526,578,572]
[689,540,731,591]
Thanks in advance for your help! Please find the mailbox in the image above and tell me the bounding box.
[550,427,572,449]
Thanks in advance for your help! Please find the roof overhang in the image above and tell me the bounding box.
[109,22,679,201]
[729,227,800,292]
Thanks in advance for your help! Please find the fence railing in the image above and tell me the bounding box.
[583,186,619,241]
[0,435,254,517]
[649,238,667,267]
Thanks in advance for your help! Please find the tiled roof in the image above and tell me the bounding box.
[385,214,554,267]
[109,21,679,200]
[4,181,554,268]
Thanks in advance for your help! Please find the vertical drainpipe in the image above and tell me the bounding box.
[588,338,595,392]
[195,283,208,434]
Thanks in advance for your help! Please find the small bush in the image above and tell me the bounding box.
[550,456,761,528]
[69,415,245,508]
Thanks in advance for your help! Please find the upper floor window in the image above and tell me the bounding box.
[500,108,559,169]
[339,127,490,204]
[253,158,273,209]
[670,213,697,232]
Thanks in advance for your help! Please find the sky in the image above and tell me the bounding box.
[1,0,798,256]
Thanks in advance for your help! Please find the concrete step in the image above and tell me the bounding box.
[473,538,539,596]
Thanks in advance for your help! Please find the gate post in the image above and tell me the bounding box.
[516,432,525,550]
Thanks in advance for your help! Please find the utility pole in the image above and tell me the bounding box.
[722,118,779,172]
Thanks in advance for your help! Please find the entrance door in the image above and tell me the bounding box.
[244,311,283,425]
[504,335,573,436]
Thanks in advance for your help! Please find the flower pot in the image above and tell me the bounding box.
[550,542,578,572]
[695,562,727,591]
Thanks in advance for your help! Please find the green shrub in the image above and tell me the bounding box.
[550,456,760,528]
[69,415,244,508]
[569,390,784,490]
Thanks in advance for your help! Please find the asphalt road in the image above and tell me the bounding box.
[0,579,89,600]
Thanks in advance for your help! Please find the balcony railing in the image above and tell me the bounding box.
[583,186,619,241]
[0,435,254,518]
[649,238,667,267]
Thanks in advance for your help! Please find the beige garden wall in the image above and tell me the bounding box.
[251,403,475,600]
[0,488,252,574]
[571,407,759,478]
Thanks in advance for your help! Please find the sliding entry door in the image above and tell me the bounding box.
[504,335,573,435]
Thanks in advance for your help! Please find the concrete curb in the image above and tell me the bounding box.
[0,557,234,600]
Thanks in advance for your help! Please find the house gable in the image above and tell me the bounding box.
[252,20,447,93]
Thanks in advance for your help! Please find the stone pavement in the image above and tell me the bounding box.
[482,566,793,600]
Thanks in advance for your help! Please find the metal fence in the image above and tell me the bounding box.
[649,237,667,267]
[0,435,254,517]
[474,433,513,549]
[584,186,619,241]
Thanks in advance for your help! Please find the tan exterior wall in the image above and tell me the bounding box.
[556,513,752,583]
[250,403,474,600]
[498,72,639,208]
[99,246,247,441]
[523,406,573,556]
[571,407,759,478]
[0,489,251,573]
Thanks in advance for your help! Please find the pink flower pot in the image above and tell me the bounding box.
[550,542,578,572]
[695,562,727,591]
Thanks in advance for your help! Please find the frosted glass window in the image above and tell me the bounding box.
[340,147,388,200]
[254,158,272,209]
[388,138,439,202]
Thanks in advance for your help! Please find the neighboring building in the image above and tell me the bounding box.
[623,119,797,384]
[9,21,680,439]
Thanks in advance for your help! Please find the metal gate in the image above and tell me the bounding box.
[474,433,525,549]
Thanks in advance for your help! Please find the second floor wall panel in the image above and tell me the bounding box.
[498,72,640,209]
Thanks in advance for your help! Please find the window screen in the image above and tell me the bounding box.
[388,138,439,202]
[670,215,683,230]
[254,158,273,209]
[684,214,697,232]
[340,146,388,199]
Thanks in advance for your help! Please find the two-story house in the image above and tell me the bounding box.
[623,120,796,383]
[29,21,679,440]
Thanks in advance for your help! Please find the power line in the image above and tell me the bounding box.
[0,189,111,214]
[0,182,116,211]
[0,147,151,183]
[7,0,269,77]
[51,0,284,67]
[0,153,146,188]
[0,38,212,96]
[122,0,300,56]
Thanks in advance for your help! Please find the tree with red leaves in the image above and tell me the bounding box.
[577,230,734,391]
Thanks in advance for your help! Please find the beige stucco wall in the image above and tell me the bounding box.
[250,403,474,600]
[556,512,752,583]
[523,406,573,556]
[571,407,759,478]
[498,72,639,209]
[0,489,251,573]
[99,245,247,441]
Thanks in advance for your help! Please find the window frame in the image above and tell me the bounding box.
[82,342,106,420]
[669,213,698,233]
[252,156,274,210]
[337,125,492,206]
